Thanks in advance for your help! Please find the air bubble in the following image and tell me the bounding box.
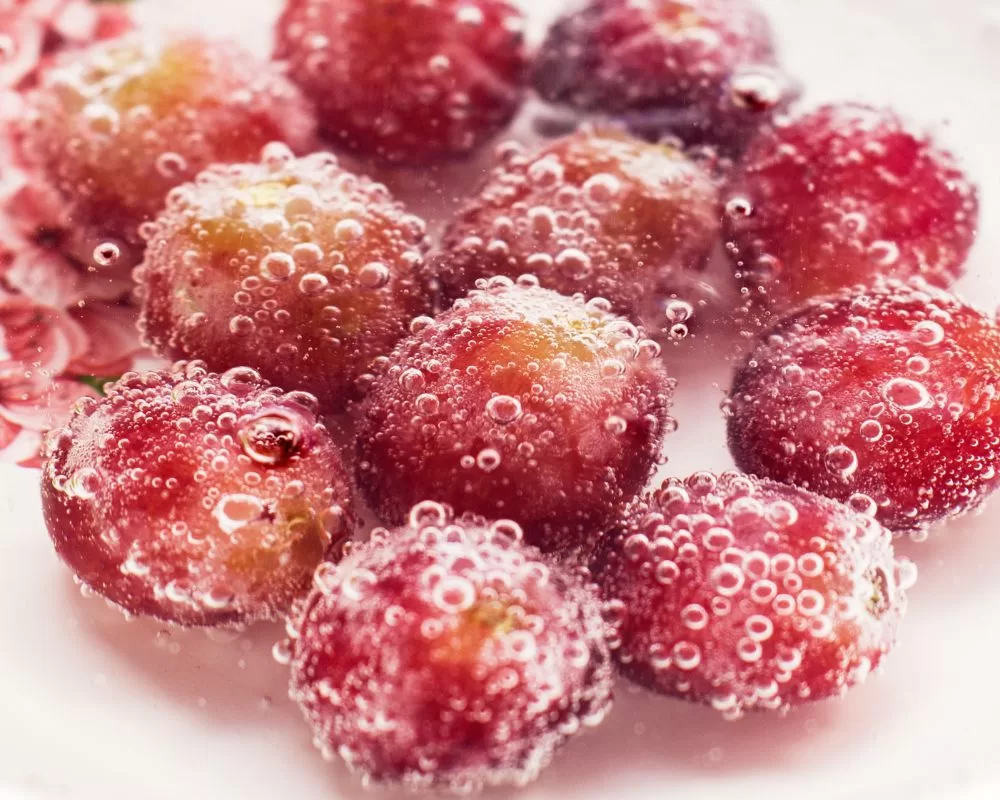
[92,242,121,267]
[859,420,883,442]
[681,604,709,631]
[213,494,265,535]
[710,564,745,596]
[399,368,425,392]
[476,448,502,472]
[848,493,878,517]
[912,320,945,346]
[883,378,932,410]
[672,641,701,670]
[663,299,693,324]
[725,196,753,218]
[825,445,858,478]
[359,262,390,289]
[604,415,628,435]
[229,315,255,336]
[431,575,476,613]
[67,467,101,500]
[261,252,296,282]
[239,411,302,465]
[486,395,522,424]
[299,273,330,295]
[334,219,364,242]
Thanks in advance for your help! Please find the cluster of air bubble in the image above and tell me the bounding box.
[724,103,980,320]
[274,0,528,165]
[354,278,676,555]
[41,360,353,627]
[532,0,792,152]
[284,501,614,793]
[591,472,913,718]
[136,143,432,413]
[726,279,1000,534]
[435,129,720,339]
[16,32,316,269]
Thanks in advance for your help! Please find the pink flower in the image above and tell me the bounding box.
[0,3,146,468]
[0,292,98,467]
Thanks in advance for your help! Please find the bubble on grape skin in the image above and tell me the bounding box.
[672,641,701,671]
[410,315,434,334]
[912,320,945,346]
[212,494,266,535]
[486,395,522,424]
[711,564,745,596]
[358,262,391,289]
[869,240,900,266]
[825,445,859,479]
[156,151,189,180]
[583,173,622,211]
[334,218,364,242]
[882,378,932,411]
[220,366,263,394]
[476,448,502,472]
[239,410,303,465]
[229,315,255,336]
[730,68,784,111]
[415,393,440,415]
[431,575,476,613]
[604,415,628,435]
[66,467,101,500]
[859,420,883,443]
[261,252,296,282]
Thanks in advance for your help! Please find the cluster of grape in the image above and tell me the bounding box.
[6,0,990,794]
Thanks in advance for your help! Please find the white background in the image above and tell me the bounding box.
[2,1,1000,798]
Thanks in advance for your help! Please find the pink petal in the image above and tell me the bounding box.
[0,376,95,431]
[2,171,72,236]
[93,6,134,41]
[0,424,45,467]
[0,15,44,89]
[52,1,100,43]
[67,301,144,377]
[0,294,88,375]
[0,414,17,450]
[2,236,87,307]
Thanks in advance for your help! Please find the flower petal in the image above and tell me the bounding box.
[67,301,144,377]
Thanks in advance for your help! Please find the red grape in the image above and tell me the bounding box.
[727,280,1000,533]
[592,471,911,717]
[533,0,788,151]
[136,145,432,413]
[274,0,528,165]
[435,129,720,335]
[41,361,354,627]
[725,103,979,319]
[16,32,317,269]
[355,279,675,556]
[287,502,613,791]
